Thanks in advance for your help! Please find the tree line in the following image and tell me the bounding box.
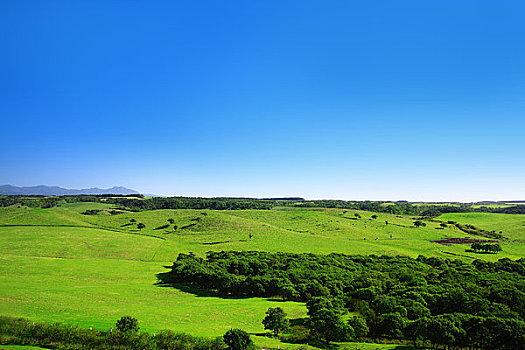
[159,251,525,349]
[470,243,503,253]
[1,195,524,214]
[0,194,525,213]
[0,315,254,350]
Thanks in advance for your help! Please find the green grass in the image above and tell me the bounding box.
[0,204,522,349]
[0,255,305,341]
[438,212,525,240]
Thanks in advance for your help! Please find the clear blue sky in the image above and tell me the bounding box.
[1,1,524,201]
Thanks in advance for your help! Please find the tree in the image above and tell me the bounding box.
[491,244,503,253]
[137,222,145,230]
[385,220,389,225]
[309,308,354,343]
[130,218,136,223]
[413,220,426,228]
[424,315,465,348]
[223,329,253,350]
[371,215,378,219]
[354,213,361,219]
[348,316,369,338]
[440,223,447,229]
[306,297,336,316]
[167,218,175,224]
[375,313,406,339]
[115,316,139,333]
[262,307,289,336]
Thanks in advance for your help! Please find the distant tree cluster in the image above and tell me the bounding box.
[0,195,59,208]
[1,195,524,214]
[81,209,102,215]
[104,197,273,211]
[294,200,525,215]
[413,220,427,228]
[160,251,525,348]
[471,242,503,253]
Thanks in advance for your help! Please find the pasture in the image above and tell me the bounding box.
[0,203,523,349]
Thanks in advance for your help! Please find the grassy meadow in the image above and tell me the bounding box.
[1,202,523,349]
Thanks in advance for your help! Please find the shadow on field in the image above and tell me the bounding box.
[154,282,214,297]
[154,279,256,300]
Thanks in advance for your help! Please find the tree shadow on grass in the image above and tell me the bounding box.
[154,281,216,298]
[154,277,267,300]
[279,337,337,349]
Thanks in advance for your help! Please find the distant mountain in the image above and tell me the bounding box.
[0,185,140,196]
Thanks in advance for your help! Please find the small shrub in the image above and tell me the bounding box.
[115,316,139,333]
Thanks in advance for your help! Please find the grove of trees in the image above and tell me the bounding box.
[160,251,525,349]
[471,243,503,253]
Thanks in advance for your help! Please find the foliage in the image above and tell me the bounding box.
[105,197,273,211]
[262,307,289,336]
[348,316,369,339]
[2,195,524,214]
[308,308,354,343]
[222,329,252,350]
[116,316,140,333]
[471,242,503,253]
[413,220,426,228]
[81,209,102,215]
[0,316,225,350]
[161,251,525,348]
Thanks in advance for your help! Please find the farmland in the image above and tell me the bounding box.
[0,201,524,349]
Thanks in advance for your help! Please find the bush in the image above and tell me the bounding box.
[223,329,252,350]
[116,316,140,333]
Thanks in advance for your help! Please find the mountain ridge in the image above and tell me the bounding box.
[0,185,140,196]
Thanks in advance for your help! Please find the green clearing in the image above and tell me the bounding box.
[470,204,513,209]
[0,204,523,349]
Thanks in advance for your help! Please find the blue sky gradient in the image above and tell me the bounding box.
[1,1,524,201]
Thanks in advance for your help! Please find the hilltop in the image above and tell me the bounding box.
[0,185,139,196]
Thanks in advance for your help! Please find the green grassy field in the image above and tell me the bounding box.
[0,203,523,349]
[438,212,525,241]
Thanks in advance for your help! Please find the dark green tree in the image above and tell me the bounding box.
[348,316,369,339]
[137,222,145,230]
[262,307,289,336]
[223,329,253,350]
[115,316,139,333]
[413,220,426,228]
[309,308,354,343]
[375,313,406,339]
